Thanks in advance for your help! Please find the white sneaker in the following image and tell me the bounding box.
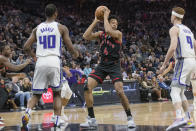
[166,118,187,131]
[127,116,136,128]
[53,116,67,127]
[0,117,4,121]
[61,114,68,121]
[80,116,98,129]
[183,120,195,128]
[0,121,4,125]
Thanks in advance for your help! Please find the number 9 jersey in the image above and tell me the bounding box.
[175,24,195,59]
[36,21,61,57]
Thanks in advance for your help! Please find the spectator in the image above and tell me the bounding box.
[16,54,25,65]
[11,77,26,110]
[83,63,92,77]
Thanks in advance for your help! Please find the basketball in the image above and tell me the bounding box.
[95,6,107,21]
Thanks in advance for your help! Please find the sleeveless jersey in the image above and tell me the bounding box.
[99,31,121,62]
[36,21,62,57]
[175,24,195,59]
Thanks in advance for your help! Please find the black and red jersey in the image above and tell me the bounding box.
[99,31,121,63]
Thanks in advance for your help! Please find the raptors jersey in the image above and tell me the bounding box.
[36,21,61,57]
[175,24,195,59]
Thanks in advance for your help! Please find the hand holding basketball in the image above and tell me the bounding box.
[103,7,110,19]
[95,6,108,21]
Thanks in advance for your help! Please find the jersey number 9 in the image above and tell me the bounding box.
[186,36,193,49]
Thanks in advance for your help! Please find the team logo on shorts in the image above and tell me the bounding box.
[43,91,52,100]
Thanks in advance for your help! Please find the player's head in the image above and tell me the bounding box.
[171,7,185,24]
[0,43,11,57]
[45,4,58,19]
[109,15,118,30]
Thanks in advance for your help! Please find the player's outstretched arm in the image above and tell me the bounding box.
[0,56,31,71]
[83,17,102,41]
[60,24,79,59]
[103,8,122,43]
[160,26,178,73]
[24,28,37,59]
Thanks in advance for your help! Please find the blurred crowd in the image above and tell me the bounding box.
[0,0,196,110]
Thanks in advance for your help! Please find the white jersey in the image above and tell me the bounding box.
[36,21,62,57]
[174,24,195,58]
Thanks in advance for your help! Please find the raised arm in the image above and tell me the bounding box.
[59,24,79,59]
[24,27,37,59]
[103,8,122,42]
[83,17,102,41]
[160,26,178,73]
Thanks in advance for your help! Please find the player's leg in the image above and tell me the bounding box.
[60,80,72,121]
[22,66,47,126]
[49,66,65,127]
[113,81,136,128]
[180,59,195,127]
[109,63,136,128]
[191,76,196,127]
[166,59,188,130]
[80,67,105,128]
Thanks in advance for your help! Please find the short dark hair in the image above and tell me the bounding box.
[0,42,7,52]
[45,4,57,18]
[108,15,118,22]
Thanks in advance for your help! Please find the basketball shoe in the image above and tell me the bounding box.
[22,113,30,126]
[182,120,195,128]
[166,118,187,131]
[80,116,98,129]
[127,116,136,128]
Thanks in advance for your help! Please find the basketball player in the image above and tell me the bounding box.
[22,4,78,127]
[80,7,136,129]
[51,64,73,122]
[0,44,31,75]
[160,7,196,130]
[0,44,31,126]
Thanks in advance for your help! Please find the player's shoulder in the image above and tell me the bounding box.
[0,55,8,63]
[169,26,179,34]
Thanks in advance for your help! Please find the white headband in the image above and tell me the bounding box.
[172,11,184,19]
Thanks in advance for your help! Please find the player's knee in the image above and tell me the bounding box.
[170,87,181,103]
[115,86,124,95]
[84,82,94,93]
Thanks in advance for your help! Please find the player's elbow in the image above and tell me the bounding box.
[83,34,90,40]
[24,44,30,51]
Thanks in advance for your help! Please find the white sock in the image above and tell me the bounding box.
[176,109,182,119]
[185,112,191,120]
[61,106,65,116]
[25,108,31,116]
[194,96,196,109]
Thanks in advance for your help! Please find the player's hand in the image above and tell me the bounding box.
[94,16,100,23]
[25,59,32,64]
[157,75,164,82]
[103,7,110,18]
[159,65,166,74]
[73,50,79,59]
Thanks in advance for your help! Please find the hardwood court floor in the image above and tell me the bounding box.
[0,100,194,127]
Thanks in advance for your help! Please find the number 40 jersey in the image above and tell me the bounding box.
[175,24,195,59]
[36,21,61,57]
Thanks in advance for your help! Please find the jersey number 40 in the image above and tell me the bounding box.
[39,35,56,49]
